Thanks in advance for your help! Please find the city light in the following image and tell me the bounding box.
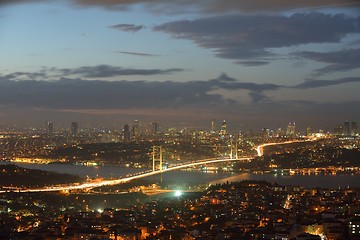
[174,190,182,197]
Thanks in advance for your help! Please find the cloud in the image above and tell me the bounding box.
[154,13,360,62]
[1,71,48,81]
[0,72,359,129]
[4,70,360,111]
[113,51,159,57]
[236,61,270,66]
[208,0,360,13]
[0,77,223,109]
[0,0,37,5]
[109,24,144,32]
[0,65,184,80]
[348,39,360,46]
[2,0,359,14]
[293,48,360,75]
[58,65,183,78]
[0,72,284,112]
[293,77,360,89]
[208,73,282,93]
[248,92,269,103]
[72,0,360,13]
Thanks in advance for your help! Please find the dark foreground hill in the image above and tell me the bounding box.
[0,164,83,188]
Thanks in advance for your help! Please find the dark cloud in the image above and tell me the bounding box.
[109,24,144,32]
[206,0,360,13]
[348,39,360,46]
[154,13,360,62]
[236,61,270,66]
[0,72,359,129]
[58,65,183,78]
[293,77,360,89]
[0,66,184,80]
[2,0,359,14]
[2,71,48,80]
[0,0,42,5]
[0,77,228,109]
[293,48,360,75]
[3,70,359,112]
[0,73,283,112]
[72,0,360,13]
[113,51,159,57]
[248,92,269,103]
[209,73,282,93]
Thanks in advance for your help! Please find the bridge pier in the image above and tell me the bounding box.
[229,139,239,159]
[152,146,163,172]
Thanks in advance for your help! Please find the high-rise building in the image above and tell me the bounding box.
[211,119,216,133]
[71,122,78,136]
[123,124,130,141]
[351,121,358,136]
[333,125,343,136]
[286,122,296,137]
[306,126,312,136]
[152,122,159,135]
[220,120,227,136]
[275,128,284,137]
[46,121,53,135]
[132,120,140,139]
[344,121,350,136]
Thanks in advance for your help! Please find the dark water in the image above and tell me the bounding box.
[2,162,141,178]
[2,162,360,189]
[207,172,360,189]
[143,171,360,189]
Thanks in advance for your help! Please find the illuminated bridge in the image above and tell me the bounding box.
[0,157,252,193]
[0,139,311,193]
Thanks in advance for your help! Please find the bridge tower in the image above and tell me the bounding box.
[229,138,239,159]
[152,146,163,172]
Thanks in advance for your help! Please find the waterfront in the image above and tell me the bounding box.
[144,170,360,189]
[2,162,360,189]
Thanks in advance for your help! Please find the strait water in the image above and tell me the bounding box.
[2,162,360,189]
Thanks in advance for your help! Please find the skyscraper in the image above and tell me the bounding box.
[344,121,350,136]
[71,122,78,136]
[152,122,159,135]
[211,119,216,133]
[286,122,296,137]
[220,120,227,136]
[132,120,140,139]
[123,124,130,141]
[333,125,343,136]
[46,121,53,135]
[306,125,312,136]
[351,121,358,136]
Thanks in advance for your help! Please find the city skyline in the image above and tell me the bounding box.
[2,118,357,138]
[0,1,360,130]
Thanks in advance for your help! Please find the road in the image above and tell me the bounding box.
[255,141,297,157]
[255,139,313,156]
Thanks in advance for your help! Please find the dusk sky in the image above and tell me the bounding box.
[0,0,360,131]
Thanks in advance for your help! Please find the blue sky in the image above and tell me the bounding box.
[0,0,360,131]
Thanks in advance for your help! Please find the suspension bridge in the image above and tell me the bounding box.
[0,140,303,193]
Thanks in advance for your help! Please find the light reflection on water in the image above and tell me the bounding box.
[1,162,360,188]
